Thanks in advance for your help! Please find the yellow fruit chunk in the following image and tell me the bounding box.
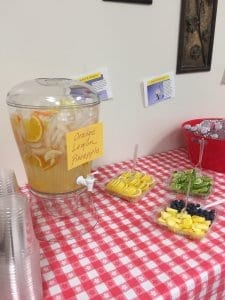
[181,218,193,229]
[166,207,178,215]
[167,218,177,227]
[138,181,150,191]
[122,187,142,198]
[23,115,43,143]
[161,211,171,219]
[191,216,206,223]
[106,179,126,191]
[120,172,132,179]
[158,217,167,225]
[157,206,211,239]
[106,171,155,201]
[142,174,154,184]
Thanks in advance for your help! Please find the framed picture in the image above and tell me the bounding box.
[103,0,152,4]
[176,0,218,74]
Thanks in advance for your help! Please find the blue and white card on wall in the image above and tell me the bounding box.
[74,67,113,102]
[143,72,175,107]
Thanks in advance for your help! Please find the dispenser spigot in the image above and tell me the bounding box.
[76,172,98,192]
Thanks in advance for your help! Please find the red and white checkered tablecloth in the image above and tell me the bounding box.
[21,148,225,300]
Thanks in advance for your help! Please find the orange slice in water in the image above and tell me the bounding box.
[42,149,62,171]
[23,115,43,143]
[24,153,56,170]
[24,153,43,168]
[33,110,58,117]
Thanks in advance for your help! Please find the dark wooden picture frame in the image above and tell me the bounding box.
[103,0,152,4]
[176,0,218,74]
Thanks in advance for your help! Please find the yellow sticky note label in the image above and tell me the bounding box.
[66,122,104,170]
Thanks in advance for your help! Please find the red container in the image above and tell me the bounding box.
[182,118,225,173]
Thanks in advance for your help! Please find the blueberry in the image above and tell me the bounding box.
[170,199,185,212]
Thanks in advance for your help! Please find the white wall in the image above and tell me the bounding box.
[0,0,225,185]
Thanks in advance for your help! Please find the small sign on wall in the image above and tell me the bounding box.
[73,67,113,102]
[143,72,175,107]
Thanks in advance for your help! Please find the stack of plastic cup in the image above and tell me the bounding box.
[0,169,43,300]
[0,168,19,195]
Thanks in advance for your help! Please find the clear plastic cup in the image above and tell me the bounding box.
[0,194,43,299]
[0,168,19,196]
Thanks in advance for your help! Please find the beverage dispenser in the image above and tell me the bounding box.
[7,78,101,199]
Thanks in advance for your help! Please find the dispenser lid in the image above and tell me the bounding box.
[6,78,100,109]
